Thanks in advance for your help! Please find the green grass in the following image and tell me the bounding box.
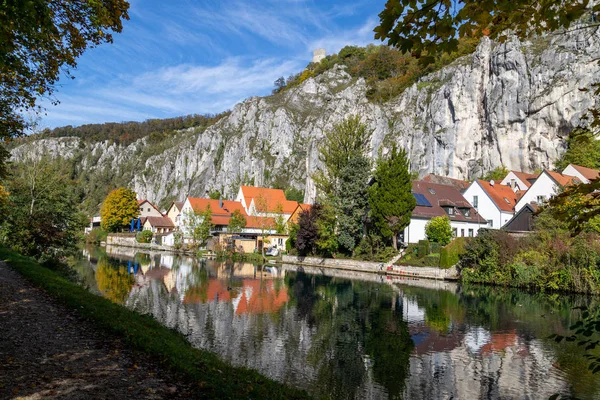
[0,247,308,399]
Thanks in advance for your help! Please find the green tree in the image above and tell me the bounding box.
[368,145,416,250]
[315,202,338,257]
[284,187,305,203]
[1,0,130,138]
[2,156,87,259]
[274,203,287,234]
[482,165,510,182]
[425,216,453,246]
[374,0,596,65]
[196,205,214,249]
[100,188,139,232]
[208,190,221,200]
[554,128,600,171]
[313,115,372,199]
[336,155,371,255]
[228,209,247,233]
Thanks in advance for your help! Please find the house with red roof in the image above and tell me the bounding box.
[514,170,580,212]
[500,171,538,192]
[403,181,487,243]
[463,180,518,228]
[562,163,600,184]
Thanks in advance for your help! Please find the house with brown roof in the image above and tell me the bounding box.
[500,171,538,192]
[514,170,580,212]
[137,199,163,218]
[403,181,487,244]
[142,216,175,234]
[463,180,518,228]
[421,174,470,193]
[562,164,600,184]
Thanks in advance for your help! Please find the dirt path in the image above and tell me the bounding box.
[0,262,198,399]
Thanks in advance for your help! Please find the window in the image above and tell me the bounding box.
[473,195,478,208]
[503,197,510,204]
[536,195,545,204]
[428,188,436,195]
[468,229,474,237]
[446,207,454,215]
[461,229,465,237]
[463,208,470,217]
[487,219,493,227]
[452,228,457,237]
[147,207,151,212]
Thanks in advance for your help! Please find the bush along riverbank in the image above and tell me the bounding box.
[0,247,308,399]
[460,215,600,294]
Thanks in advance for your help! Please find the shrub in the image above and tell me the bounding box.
[173,231,183,250]
[430,242,441,254]
[424,254,440,267]
[425,216,452,246]
[136,230,153,243]
[417,240,430,258]
[439,237,467,268]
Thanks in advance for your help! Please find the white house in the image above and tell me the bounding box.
[235,186,297,219]
[561,164,600,184]
[138,199,163,218]
[165,201,184,228]
[403,181,488,244]
[514,170,580,212]
[500,171,538,192]
[463,180,517,229]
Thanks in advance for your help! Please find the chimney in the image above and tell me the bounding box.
[219,197,223,210]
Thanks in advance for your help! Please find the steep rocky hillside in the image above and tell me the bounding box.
[11,27,600,213]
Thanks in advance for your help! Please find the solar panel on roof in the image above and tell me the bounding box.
[413,193,432,207]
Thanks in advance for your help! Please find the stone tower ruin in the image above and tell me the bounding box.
[312,48,326,63]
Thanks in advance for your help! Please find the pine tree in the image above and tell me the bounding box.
[368,145,416,250]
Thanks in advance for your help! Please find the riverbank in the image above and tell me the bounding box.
[282,255,459,280]
[0,247,307,399]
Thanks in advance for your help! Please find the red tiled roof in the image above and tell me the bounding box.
[422,174,470,191]
[477,180,518,212]
[569,164,600,181]
[241,186,298,213]
[144,216,175,228]
[510,171,538,188]
[545,170,581,187]
[412,181,486,223]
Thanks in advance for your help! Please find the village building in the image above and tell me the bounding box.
[500,171,538,192]
[288,203,312,225]
[403,181,487,244]
[165,201,184,228]
[503,203,539,232]
[142,216,175,234]
[235,186,298,219]
[561,163,600,184]
[137,199,163,218]
[463,180,518,229]
[514,170,580,212]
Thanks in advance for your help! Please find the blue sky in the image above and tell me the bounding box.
[39,0,385,129]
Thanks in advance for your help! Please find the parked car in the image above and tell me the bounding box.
[265,247,279,257]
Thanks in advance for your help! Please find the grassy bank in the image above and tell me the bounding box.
[0,247,308,399]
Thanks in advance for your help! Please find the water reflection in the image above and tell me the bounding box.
[73,245,600,399]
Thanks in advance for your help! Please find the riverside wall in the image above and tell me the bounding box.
[281,255,459,281]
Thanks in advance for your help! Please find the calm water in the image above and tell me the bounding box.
[73,245,600,399]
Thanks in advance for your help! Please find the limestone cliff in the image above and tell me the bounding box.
[11,28,600,208]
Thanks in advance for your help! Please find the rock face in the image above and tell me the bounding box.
[11,28,600,208]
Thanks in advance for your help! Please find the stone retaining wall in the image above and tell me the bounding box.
[106,235,178,253]
[281,255,459,281]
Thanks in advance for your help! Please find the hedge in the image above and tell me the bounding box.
[417,240,430,258]
[424,253,440,267]
[440,237,468,268]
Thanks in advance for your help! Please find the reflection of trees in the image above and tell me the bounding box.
[287,272,413,399]
[95,258,134,304]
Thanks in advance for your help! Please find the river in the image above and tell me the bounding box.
[72,245,600,399]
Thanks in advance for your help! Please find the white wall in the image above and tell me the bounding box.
[500,172,531,192]
[235,188,249,214]
[463,182,503,229]
[500,211,513,227]
[562,165,589,183]
[514,172,558,212]
[139,201,163,217]
[403,218,485,244]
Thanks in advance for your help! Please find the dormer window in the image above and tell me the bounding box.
[463,208,470,217]
[446,207,454,216]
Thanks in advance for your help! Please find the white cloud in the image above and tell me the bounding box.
[307,17,379,55]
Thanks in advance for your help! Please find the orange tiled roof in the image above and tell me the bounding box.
[245,215,276,229]
[569,164,600,181]
[509,171,538,188]
[477,180,518,212]
[241,186,298,213]
[545,170,581,187]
